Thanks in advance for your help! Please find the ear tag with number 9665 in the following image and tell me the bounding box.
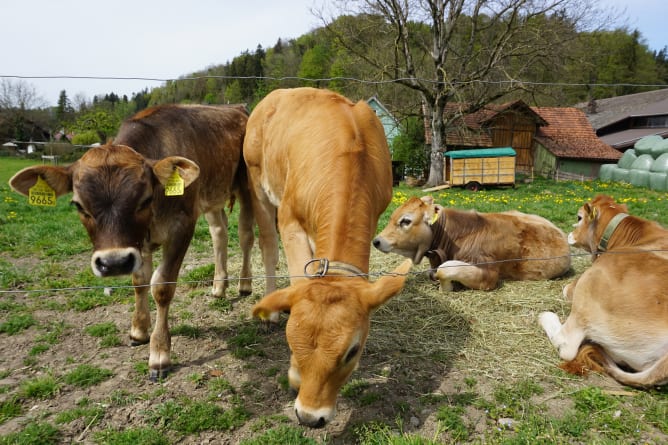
[164,170,184,196]
[28,176,57,207]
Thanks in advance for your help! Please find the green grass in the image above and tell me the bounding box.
[145,397,249,433]
[63,365,114,388]
[2,156,668,444]
[0,421,60,445]
[239,425,320,444]
[93,427,170,445]
[0,313,36,334]
[19,375,60,399]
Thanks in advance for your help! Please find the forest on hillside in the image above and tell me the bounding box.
[2,8,667,177]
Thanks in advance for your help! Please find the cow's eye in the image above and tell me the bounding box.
[577,215,582,222]
[398,217,411,227]
[138,196,153,211]
[344,344,360,364]
[70,201,90,217]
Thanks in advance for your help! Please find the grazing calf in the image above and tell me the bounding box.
[540,194,668,388]
[9,104,253,380]
[373,196,571,290]
[244,87,411,427]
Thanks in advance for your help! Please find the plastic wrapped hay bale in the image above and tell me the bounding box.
[617,149,637,169]
[650,138,668,158]
[630,169,650,187]
[650,153,668,172]
[598,163,616,181]
[612,167,630,183]
[649,172,668,191]
[634,135,664,156]
[630,154,654,171]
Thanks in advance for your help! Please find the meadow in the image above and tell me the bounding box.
[1,156,667,444]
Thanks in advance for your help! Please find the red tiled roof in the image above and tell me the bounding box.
[531,107,621,161]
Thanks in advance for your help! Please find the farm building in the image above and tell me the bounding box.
[424,99,621,180]
[531,107,622,180]
[576,88,668,151]
[367,96,400,151]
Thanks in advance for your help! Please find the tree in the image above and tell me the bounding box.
[0,79,49,142]
[56,90,74,125]
[323,0,608,185]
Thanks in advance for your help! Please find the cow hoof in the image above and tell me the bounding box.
[129,337,150,347]
[149,367,171,382]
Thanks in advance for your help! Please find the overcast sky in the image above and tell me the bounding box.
[1,0,665,107]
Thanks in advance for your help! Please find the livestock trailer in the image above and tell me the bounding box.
[444,147,516,191]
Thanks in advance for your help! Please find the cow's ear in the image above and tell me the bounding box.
[152,156,200,188]
[419,196,434,206]
[584,203,598,221]
[363,259,411,310]
[252,288,296,322]
[9,165,73,197]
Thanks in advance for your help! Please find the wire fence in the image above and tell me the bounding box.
[2,74,668,89]
[1,248,665,296]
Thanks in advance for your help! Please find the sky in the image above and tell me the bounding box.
[1,0,666,107]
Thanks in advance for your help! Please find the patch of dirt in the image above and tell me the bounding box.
[0,247,665,444]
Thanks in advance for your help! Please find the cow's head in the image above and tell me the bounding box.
[252,259,411,428]
[9,144,200,277]
[372,196,442,264]
[568,194,629,253]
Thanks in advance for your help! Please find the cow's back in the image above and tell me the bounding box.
[115,104,248,212]
[445,209,570,280]
[245,88,392,262]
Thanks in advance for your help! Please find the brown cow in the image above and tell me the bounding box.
[9,104,254,380]
[540,194,668,388]
[373,196,571,291]
[243,87,411,427]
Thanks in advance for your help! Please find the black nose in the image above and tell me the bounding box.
[295,410,326,428]
[372,238,380,248]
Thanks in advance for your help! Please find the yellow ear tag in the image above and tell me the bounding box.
[164,170,184,196]
[28,176,57,207]
[429,212,439,225]
[255,308,270,321]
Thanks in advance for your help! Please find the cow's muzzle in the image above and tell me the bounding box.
[91,248,142,277]
[372,236,391,253]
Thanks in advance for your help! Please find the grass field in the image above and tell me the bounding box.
[1,156,668,444]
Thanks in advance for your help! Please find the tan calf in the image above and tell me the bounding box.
[244,87,410,427]
[373,196,570,290]
[540,194,668,388]
[10,104,253,380]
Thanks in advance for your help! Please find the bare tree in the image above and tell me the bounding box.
[321,0,608,185]
[0,79,47,110]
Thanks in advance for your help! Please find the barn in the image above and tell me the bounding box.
[424,99,621,180]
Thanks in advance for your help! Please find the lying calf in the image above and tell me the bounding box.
[373,196,571,290]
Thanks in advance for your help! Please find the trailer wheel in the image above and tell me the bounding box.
[465,181,482,192]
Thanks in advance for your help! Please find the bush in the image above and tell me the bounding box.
[71,130,101,146]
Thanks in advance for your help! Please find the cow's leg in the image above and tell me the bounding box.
[435,260,499,290]
[237,190,254,296]
[277,207,312,283]
[563,278,578,301]
[130,250,153,345]
[204,209,229,298]
[251,193,279,294]
[539,312,586,361]
[147,229,193,381]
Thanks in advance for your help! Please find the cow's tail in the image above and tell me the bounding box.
[559,343,606,376]
[602,352,668,388]
[562,343,668,388]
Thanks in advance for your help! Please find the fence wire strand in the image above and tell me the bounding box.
[1,248,666,296]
